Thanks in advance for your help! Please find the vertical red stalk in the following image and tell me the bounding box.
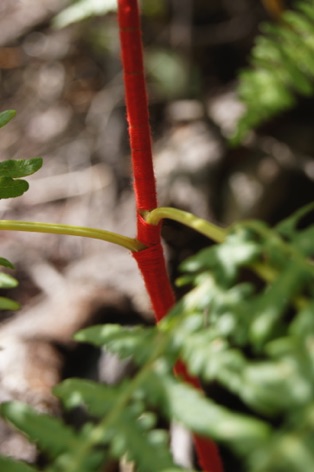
[118,0,174,320]
[117,1,224,471]
[117,0,156,214]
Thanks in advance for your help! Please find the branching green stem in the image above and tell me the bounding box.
[0,220,144,252]
[145,207,226,243]
[145,208,309,311]
[53,335,168,472]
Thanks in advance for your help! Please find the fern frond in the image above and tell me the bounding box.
[0,205,313,471]
[0,456,37,472]
[161,205,314,470]
[0,402,79,458]
[233,0,314,143]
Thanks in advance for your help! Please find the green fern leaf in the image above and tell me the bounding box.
[44,445,107,472]
[111,409,175,471]
[144,370,270,451]
[0,110,16,128]
[233,0,314,143]
[0,158,43,179]
[75,324,156,364]
[0,296,20,310]
[0,257,19,310]
[0,177,29,199]
[54,378,117,416]
[0,456,37,472]
[180,227,261,284]
[161,207,314,469]
[0,257,15,269]
[0,272,18,289]
[276,202,314,257]
[0,402,78,458]
[0,158,43,199]
[249,262,308,345]
[55,378,177,471]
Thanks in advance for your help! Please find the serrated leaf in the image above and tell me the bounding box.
[0,110,16,128]
[241,360,298,415]
[250,262,307,345]
[181,228,261,284]
[44,442,107,472]
[232,2,314,143]
[56,379,175,472]
[276,202,314,258]
[75,324,155,364]
[0,402,78,458]
[0,296,20,311]
[0,257,15,269]
[0,158,43,178]
[0,272,18,288]
[146,371,270,450]
[0,456,37,472]
[111,410,175,471]
[54,378,116,416]
[182,335,247,396]
[276,202,314,236]
[0,177,29,199]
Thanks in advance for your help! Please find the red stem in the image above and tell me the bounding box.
[117,0,157,214]
[117,1,224,471]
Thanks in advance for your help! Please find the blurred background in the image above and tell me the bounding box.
[0,0,313,469]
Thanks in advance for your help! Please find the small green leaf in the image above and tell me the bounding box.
[250,263,306,345]
[0,296,19,311]
[276,202,314,236]
[0,177,29,199]
[0,456,36,472]
[0,158,43,178]
[0,402,78,458]
[75,324,155,364]
[0,110,16,128]
[181,227,261,285]
[0,272,18,288]
[54,378,117,416]
[112,410,175,471]
[0,257,15,269]
[146,371,270,450]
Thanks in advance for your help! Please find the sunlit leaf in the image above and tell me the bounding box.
[0,158,43,179]
[54,378,117,416]
[0,296,19,311]
[0,110,16,128]
[0,456,36,472]
[0,257,15,269]
[75,324,155,364]
[232,1,314,143]
[0,272,18,289]
[146,371,270,451]
[0,402,78,458]
[111,410,175,471]
[0,177,29,199]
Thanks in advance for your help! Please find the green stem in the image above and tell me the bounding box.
[145,208,309,311]
[0,220,144,252]
[54,335,168,472]
[145,207,226,243]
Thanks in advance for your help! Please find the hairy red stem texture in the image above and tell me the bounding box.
[118,0,157,213]
[117,1,224,471]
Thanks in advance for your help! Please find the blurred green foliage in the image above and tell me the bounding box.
[1,204,313,471]
[233,0,314,143]
[0,110,42,311]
